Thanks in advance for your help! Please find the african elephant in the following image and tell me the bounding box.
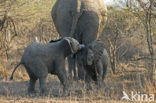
[51,0,107,80]
[10,37,84,94]
[76,40,109,83]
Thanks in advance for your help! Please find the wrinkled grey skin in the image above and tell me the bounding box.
[51,0,107,80]
[76,40,109,83]
[10,37,84,94]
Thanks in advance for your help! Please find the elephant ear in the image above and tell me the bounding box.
[64,37,75,53]
[64,37,81,53]
[87,40,105,62]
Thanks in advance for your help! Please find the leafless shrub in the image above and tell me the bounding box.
[0,1,18,59]
[0,65,8,80]
[134,0,156,84]
[102,8,146,73]
[0,0,58,81]
[29,18,59,43]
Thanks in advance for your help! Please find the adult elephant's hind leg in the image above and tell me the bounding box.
[77,62,86,80]
[68,55,76,80]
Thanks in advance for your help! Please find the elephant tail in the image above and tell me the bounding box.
[10,62,22,80]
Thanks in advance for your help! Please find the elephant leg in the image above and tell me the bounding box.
[32,61,48,94]
[95,61,104,87]
[55,60,69,95]
[57,72,68,92]
[85,73,91,83]
[25,66,38,94]
[78,12,99,45]
[102,64,108,80]
[68,55,76,80]
[39,77,47,94]
[85,74,93,91]
[77,62,86,80]
[73,65,77,80]
[57,73,69,96]
[28,77,37,93]
[96,61,103,79]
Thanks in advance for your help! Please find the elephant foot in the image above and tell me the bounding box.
[77,71,86,81]
[98,81,104,88]
[40,88,48,96]
[62,87,72,97]
[73,76,77,81]
[28,87,36,94]
[62,84,70,97]
[28,89,37,97]
[86,83,93,91]
[95,78,104,88]
[62,90,70,97]
[28,90,36,94]
[77,76,85,81]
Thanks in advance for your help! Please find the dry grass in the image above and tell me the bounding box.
[0,66,8,80]
[0,62,155,102]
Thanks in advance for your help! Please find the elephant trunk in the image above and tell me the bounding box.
[79,44,85,50]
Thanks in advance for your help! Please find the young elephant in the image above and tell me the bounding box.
[76,40,109,83]
[10,37,84,94]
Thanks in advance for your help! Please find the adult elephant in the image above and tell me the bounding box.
[51,0,107,80]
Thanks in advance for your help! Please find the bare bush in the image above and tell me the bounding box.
[102,8,146,73]
[135,0,155,84]
[0,1,18,59]
[0,0,58,76]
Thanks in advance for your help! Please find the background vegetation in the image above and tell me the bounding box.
[0,0,155,102]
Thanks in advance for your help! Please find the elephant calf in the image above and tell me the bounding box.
[77,40,109,83]
[10,37,84,94]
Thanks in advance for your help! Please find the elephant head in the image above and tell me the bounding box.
[64,37,85,54]
[84,40,105,66]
